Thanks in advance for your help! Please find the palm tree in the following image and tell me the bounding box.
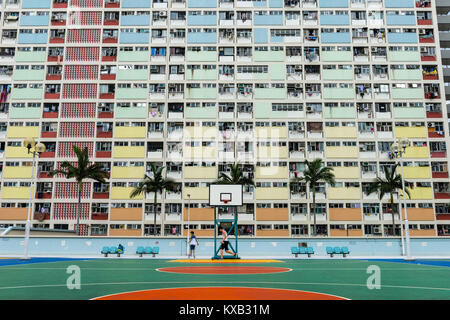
[290,159,335,236]
[50,146,108,235]
[365,163,411,236]
[130,163,176,236]
[214,162,254,187]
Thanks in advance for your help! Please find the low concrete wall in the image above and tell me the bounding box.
[1,236,450,257]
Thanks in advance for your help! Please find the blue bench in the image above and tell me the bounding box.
[326,246,350,258]
[136,246,160,257]
[101,246,125,257]
[291,246,314,258]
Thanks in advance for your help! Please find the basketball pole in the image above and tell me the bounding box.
[186,194,190,257]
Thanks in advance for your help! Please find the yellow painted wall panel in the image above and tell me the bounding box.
[395,127,427,139]
[5,147,33,159]
[325,127,357,138]
[8,127,39,138]
[183,187,209,200]
[111,187,142,200]
[332,167,360,179]
[2,187,33,199]
[183,167,217,179]
[3,166,33,179]
[111,166,145,179]
[114,127,146,138]
[113,146,146,158]
[325,146,359,158]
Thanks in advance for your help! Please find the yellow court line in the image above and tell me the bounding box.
[170,259,283,263]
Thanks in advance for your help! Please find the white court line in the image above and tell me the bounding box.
[1,267,449,271]
[0,281,449,293]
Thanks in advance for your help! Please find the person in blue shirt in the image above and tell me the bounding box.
[189,231,199,259]
[118,244,124,254]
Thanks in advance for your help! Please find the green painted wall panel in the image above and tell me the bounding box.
[115,107,147,119]
[116,88,148,100]
[9,107,42,119]
[13,69,45,81]
[254,102,271,118]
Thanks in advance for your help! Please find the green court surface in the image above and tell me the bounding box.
[0,258,449,300]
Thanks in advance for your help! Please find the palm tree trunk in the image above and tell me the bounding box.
[312,187,316,236]
[390,193,395,236]
[153,191,158,236]
[77,182,82,236]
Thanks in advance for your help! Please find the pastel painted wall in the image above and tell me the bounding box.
[1,237,450,257]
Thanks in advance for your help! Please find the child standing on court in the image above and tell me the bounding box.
[189,231,199,259]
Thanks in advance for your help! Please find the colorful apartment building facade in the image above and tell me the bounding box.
[0,0,449,237]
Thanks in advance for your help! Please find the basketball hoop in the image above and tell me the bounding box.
[221,200,230,205]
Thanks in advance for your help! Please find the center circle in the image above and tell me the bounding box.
[157,266,291,275]
[93,287,347,300]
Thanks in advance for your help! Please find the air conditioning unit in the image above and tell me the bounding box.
[373,227,381,234]
[160,11,167,17]
[306,106,314,112]
[150,103,158,107]
[6,15,18,21]
[295,84,301,88]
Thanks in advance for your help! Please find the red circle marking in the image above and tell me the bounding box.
[93,287,347,300]
[157,266,291,275]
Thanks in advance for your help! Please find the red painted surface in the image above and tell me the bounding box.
[102,56,117,62]
[46,74,62,81]
[421,56,436,61]
[45,93,60,100]
[96,151,112,158]
[41,131,57,138]
[49,38,65,44]
[35,192,52,199]
[48,55,63,62]
[97,131,113,138]
[51,21,66,26]
[40,151,55,158]
[91,213,108,220]
[100,74,116,80]
[105,2,120,7]
[423,75,438,80]
[53,3,68,8]
[93,193,110,200]
[43,112,58,118]
[432,172,449,179]
[98,112,114,118]
[99,93,115,99]
[417,19,432,25]
[428,132,445,138]
[93,287,347,300]
[419,38,434,43]
[431,151,446,158]
[436,214,450,221]
[104,20,119,26]
[158,266,291,275]
[103,38,118,44]
[435,193,450,199]
[426,111,442,118]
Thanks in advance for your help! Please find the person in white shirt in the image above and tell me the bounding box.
[189,231,199,259]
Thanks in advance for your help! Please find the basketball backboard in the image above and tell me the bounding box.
[209,184,243,207]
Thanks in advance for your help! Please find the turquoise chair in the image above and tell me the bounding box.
[136,246,145,257]
[152,247,160,256]
[101,246,110,257]
[306,247,314,257]
[144,246,153,254]
[342,246,350,257]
